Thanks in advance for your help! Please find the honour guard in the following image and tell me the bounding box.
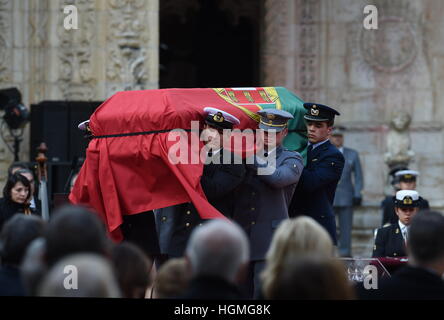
[289,103,345,244]
[381,170,429,226]
[155,107,245,260]
[373,190,420,258]
[330,126,364,257]
[232,108,304,298]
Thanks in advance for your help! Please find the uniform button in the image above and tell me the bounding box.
[198,223,203,226]
[251,221,256,225]
[161,216,167,222]
[185,223,190,227]
[393,253,397,256]
[252,192,256,196]
[186,210,191,215]
[251,207,255,211]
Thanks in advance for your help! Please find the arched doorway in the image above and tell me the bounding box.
[159,0,262,88]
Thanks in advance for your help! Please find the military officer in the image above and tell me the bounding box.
[155,107,246,261]
[232,108,304,298]
[330,126,364,257]
[373,189,421,258]
[381,170,429,226]
[289,103,345,245]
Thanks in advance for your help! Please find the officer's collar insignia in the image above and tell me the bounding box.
[396,228,399,234]
[311,105,319,116]
[403,196,413,205]
[213,112,224,123]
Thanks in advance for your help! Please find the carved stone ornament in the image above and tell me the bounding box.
[384,112,415,168]
[57,0,96,100]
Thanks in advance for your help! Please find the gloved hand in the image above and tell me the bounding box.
[353,196,362,206]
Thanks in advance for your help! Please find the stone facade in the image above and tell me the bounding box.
[262,0,444,256]
[0,0,158,181]
[1,0,443,257]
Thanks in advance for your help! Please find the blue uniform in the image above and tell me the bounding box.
[289,140,345,244]
[333,146,363,256]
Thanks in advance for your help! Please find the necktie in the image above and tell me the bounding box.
[307,144,313,161]
[403,226,409,245]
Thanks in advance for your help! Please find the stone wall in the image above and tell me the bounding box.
[0,0,159,186]
[262,0,444,256]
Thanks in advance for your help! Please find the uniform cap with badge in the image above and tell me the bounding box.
[303,102,340,122]
[331,126,346,136]
[203,107,240,130]
[394,190,420,208]
[256,109,293,132]
[395,170,419,183]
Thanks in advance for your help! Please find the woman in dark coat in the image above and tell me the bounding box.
[0,172,33,231]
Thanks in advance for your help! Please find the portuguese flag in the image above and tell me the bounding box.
[69,87,307,241]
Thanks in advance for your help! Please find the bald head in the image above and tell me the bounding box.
[185,220,249,283]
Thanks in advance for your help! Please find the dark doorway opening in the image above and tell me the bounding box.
[160,0,262,89]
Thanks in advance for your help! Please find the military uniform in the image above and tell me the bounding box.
[158,149,246,258]
[232,109,304,298]
[381,170,430,226]
[331,126,363,257]
[381,195,429,226]
[289,103,344,244]
[373,189,420,258]
[155,107,245,259]
[372,223,406,258]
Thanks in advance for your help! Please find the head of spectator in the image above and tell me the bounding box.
[3,172,31,206]
[152,257,191,299]
[394,190,420,226]
[7,162,30,177]
[38,253,121,298]
[395,170,419,191]
[111,242,153,298]
[264,255,355,300]
[185,220,249,285]
[20,237,47,296]
[0,214,45,267]
[15,168,36,197]
[408,211,444,275]
[44,205,110,267]
[261,216,334,298]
